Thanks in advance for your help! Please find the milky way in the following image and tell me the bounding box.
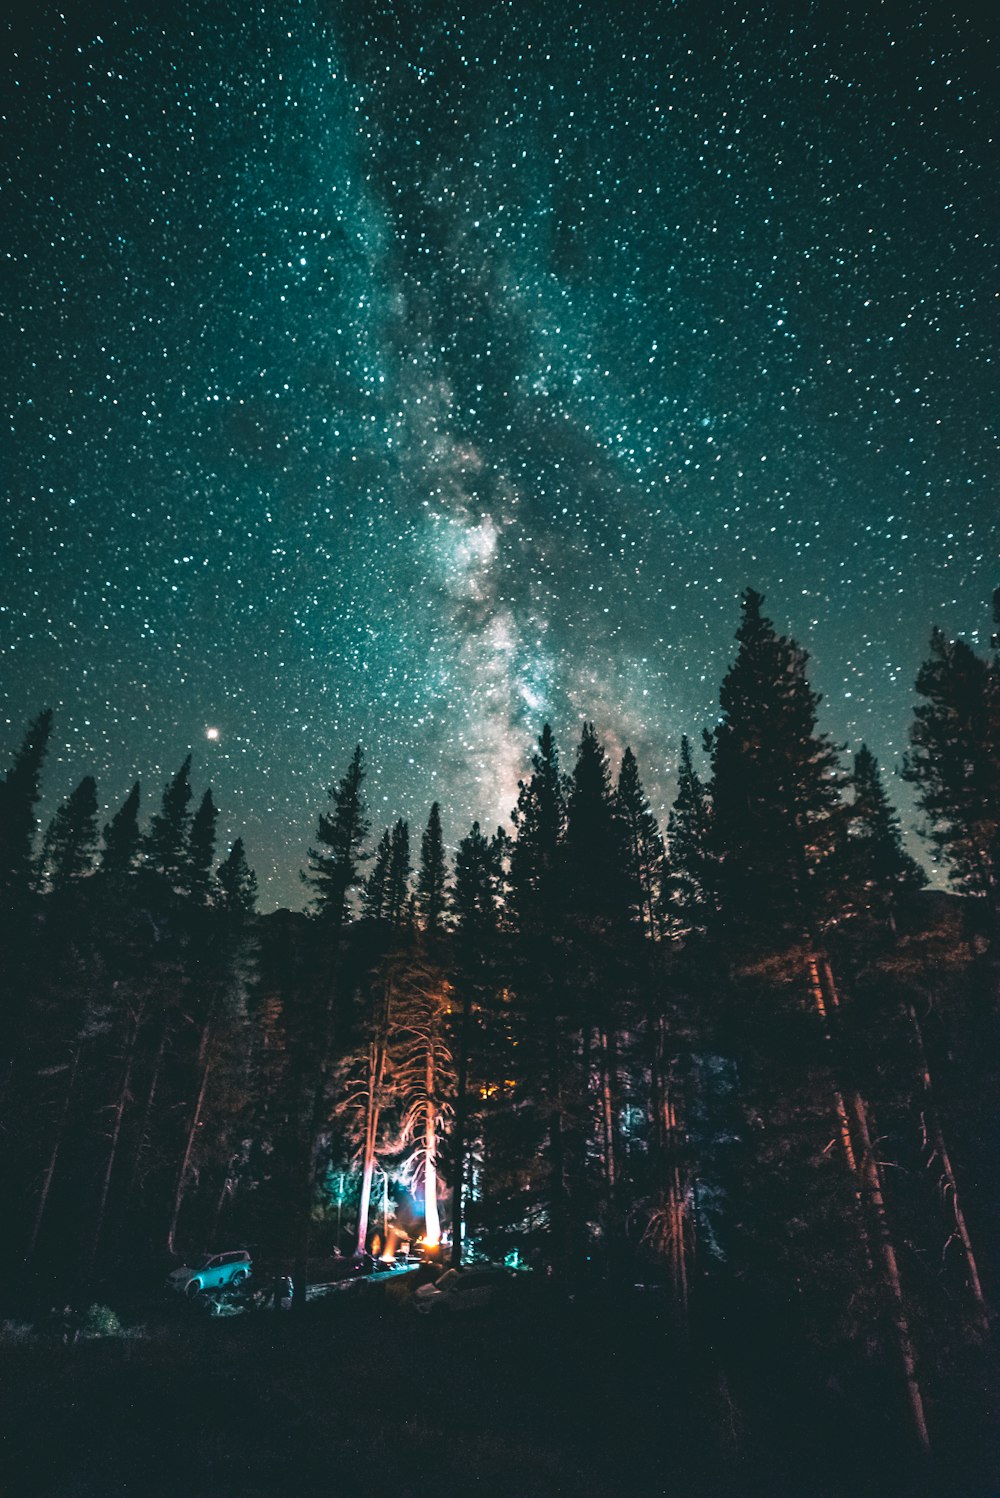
[3,0,997,907]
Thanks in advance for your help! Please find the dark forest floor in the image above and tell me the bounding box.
[0,1279,995,1498]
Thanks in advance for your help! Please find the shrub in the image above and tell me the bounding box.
[78,1303,123,1339]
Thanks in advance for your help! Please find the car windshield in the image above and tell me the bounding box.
[192,1255,217,1269]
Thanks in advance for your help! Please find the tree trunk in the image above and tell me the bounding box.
[906,1001,989,1335]
[806,954,872,1267]
[808,951,931,1453]
[662,1080,690,1324]
[546,1007,568,1274]
[449,986,473,1266]
[89,1011,139,1276]
[353,976,394,1257]
[166,1048,212,1257]
[210,1165,233,1245]
[25,1043,82,1265]
[424,1033,440,1245]
[598,1026,617,1198]
[355,1033,386,1257]
[124,1018,168,1204]
[846,1088,932,1452]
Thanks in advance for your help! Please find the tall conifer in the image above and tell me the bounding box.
[146,756,193,889]
[100,783,141,879]
[362,829,393,922]
[662,735,715,941]
[564,723,628,924]
[0,708,53,903]
[41,776,99,896]
[615,746,664,934]
[416,802,448,935]
[844,745,925,924]
[186,788,218,905]
[904,605,999,920]
[708,589,845,943]
[508,723,565,928]
[385,819,412,929]
[304,746,370,928]
[450,821,505,1264]
[216,838,257,921]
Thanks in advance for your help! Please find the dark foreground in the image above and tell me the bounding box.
[0,1280,996,1498]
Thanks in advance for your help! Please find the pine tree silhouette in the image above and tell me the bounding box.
[100,783,141,879]
[41,776,99,896]
[145,757,193,889]
[416,802,448,935]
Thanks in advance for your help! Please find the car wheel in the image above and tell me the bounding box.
[231,1270,247,1287]
[186,1279,202,1297]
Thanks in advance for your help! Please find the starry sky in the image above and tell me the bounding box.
[2,0,997,909]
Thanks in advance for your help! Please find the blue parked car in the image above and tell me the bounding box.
[166,1250,252,1297]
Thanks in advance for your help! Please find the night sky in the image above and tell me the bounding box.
[2,0,997,910]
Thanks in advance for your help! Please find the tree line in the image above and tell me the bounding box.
[1,587,997,1459]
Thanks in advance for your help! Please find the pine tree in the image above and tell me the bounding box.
[360,820,410,928]
[390,954,456,1247]
[452,822,504,949]
[449,820,505,1265]
[385,820,412,929]
[0,708,53,903]
[332,952,400,1257]
[416,802,448,935]
[304,746,370,928]
[843,745,925,926]
[708,589,846,943]
[508,723,565,929]
[166,840,258,1254]
[709,591,930,1451]
[100,783,141,879]
[216,838,258,920]
[564,722,628,925]
[185,788,218,905]
[662,735,715,942]
[0,711,53,1080]
[296,748,370,1300]
[615,746,664,935]
[507,726,584,1270]
[145,757,193,889]
[904,604,999,922]
[563,724,634,1249]
[362,829,393,923]
[40,776,99,896]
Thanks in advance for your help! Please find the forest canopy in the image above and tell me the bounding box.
[1,588,998,1464]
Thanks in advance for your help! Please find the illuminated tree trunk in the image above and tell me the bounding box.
[649,1013,691,1323]
[355,1010,390,1256]
[389,962,454,1252]
[906,1000,989,1335]
[355,1048,381,1256]
[424,1040,440,1245]
[662,1080,690,1322]
[806,955,867,1220]
[598,1027,617,1197]
[25,1042,82,1265]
